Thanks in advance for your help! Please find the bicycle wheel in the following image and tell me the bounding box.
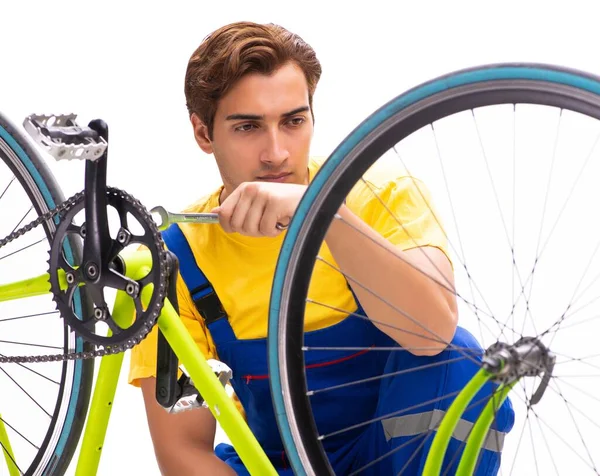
[269,63,600,475]
[0,112,93,475]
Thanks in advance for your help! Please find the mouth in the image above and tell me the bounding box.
[256,172,293,182]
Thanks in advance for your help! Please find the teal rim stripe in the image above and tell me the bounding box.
[0,124,83,460]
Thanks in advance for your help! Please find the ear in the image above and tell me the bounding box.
[190,113,213,154]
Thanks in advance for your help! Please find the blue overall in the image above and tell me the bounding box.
[162,225,515,475]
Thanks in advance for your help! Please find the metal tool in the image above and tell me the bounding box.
[151,206,219,231]
[151,205,289,231]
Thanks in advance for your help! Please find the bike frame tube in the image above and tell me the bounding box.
[456,383,515,476]
[0,270,67,302]
[158,294,277,475]
[0,413,19,476]
[422,368,493,475]
[74,287,135,476]
[0,257,516,476]
[75,250,276,475]
[0,250,274,474]
[0,258,520,476]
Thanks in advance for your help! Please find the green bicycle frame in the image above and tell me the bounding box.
[422,368,514,476]
[0,249,276,476]
[0,248,513,475]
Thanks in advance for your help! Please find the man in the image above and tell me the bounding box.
[129,21,514,475]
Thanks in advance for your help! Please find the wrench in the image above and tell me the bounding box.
[151,206,218,231]
[150,205,289,231]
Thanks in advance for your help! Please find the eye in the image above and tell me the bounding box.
[234,123,258,132]
[287,117,306,127]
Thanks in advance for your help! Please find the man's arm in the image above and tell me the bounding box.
[324,204,458,356]
[140,377,235,476]
[212,179,457,355]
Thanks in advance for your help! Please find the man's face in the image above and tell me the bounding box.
[192,61,314,200]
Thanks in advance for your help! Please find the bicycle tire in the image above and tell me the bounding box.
[0,111,94,476]
[267,62,600,475]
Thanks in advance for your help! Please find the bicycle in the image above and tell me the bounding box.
[0,61,598,476]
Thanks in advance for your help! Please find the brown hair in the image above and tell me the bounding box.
[184,21,322,139]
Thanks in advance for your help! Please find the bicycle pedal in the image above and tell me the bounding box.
[168,359,233,414]
[23,114,107,161]
[207,358,233,387]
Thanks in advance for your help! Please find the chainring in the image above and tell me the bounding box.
[48,187,168,348]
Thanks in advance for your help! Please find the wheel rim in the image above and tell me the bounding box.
[269,64,600,475]
[0,120,88,476]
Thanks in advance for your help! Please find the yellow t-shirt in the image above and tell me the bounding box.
[128,157,450,387]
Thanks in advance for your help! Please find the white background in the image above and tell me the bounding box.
[2,0,600,474]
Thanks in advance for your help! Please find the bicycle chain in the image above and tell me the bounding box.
[0,188,169,364]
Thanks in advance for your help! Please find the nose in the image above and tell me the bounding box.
[260,128,289,167]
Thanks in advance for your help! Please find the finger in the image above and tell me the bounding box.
[218,191,241,234]
[229,184,257,233]
[242,192,268,236]
[259,202,284,237]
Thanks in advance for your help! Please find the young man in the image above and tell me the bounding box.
[129,21,514,475]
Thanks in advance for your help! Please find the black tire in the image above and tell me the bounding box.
[0,111,94,476]
[268,63,600,474]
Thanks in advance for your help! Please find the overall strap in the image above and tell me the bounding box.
[161,224,227,325]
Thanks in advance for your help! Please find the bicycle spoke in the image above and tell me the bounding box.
[551,376,600,405]
[510,104,517,352]
[0,417,38,450]
[554,351,600,367]
[0,367,51,417]
[435,122,496,346]
[508,385,599,474]
[529,399,599,473]
[307,295,481,366]
[9,206,33,236]
[307,298,457,348]
[471,108,534,341]
[0,340,62,350]
[533,409,561,476]
[347,431,427,475]
[562,273,600,316]
[508,405,531,476]
[0,176,15,202]
[518,109,564,338]
[0,310,59,324]
[316,227,519,342]
[542,241,600,347]
[397,431,431,475]
[307,355,472,396]
[0,440,22,476]
[554,374,600,379]
[353,174,504,343]
[321,386,501,442]
[546,379,600,433]
[527,402,541,476]
[508,126,600,332]
[0,237,46,262]
[304,346,483,354]
[320,389,462,440]
[536,128,600,263]
[441,384,507,476]
[391,146,499,343]
[0,355,59,385]
[349,387,503,475]
[546,313,600,334]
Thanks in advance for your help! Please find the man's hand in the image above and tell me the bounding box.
[212,182,307,237]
